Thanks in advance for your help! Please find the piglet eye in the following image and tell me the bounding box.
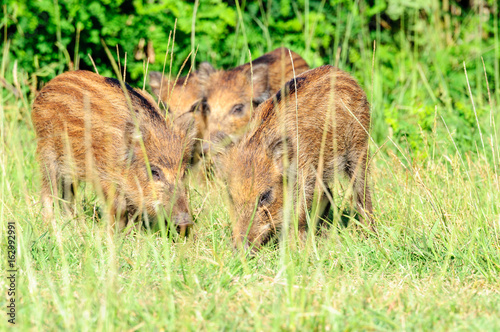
[259,189,272,206]
[150,166,163,181]
[230,104,245,115]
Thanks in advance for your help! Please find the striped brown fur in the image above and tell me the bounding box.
[198,47,310,157]
[223,65,374,253]
[32,70,196,230]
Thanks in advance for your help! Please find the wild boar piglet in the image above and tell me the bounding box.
[32,70,195,231]
[224,65,374,253]
[198,47,310,159]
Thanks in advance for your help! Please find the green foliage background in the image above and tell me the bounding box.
[1,3,500,330]
[2,0,500,154]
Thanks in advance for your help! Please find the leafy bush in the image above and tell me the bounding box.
[2,0,499,155]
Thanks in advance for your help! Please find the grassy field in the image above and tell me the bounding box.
[2,3,500,331]
[2,66,500,331]
[2,100,500,331]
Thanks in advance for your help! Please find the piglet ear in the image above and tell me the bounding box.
[266,135,293,174]
[180,119,199,166]
[149,71,166,97]
[197,62,216,83]
[246,63,270,105]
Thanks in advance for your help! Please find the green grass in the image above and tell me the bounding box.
[1,72,500,330]
[2,2,500,330]
[2,127,500,330]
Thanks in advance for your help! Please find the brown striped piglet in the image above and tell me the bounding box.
[198,47,310,161]
[32,70,196,232]
[223,65,374,253]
